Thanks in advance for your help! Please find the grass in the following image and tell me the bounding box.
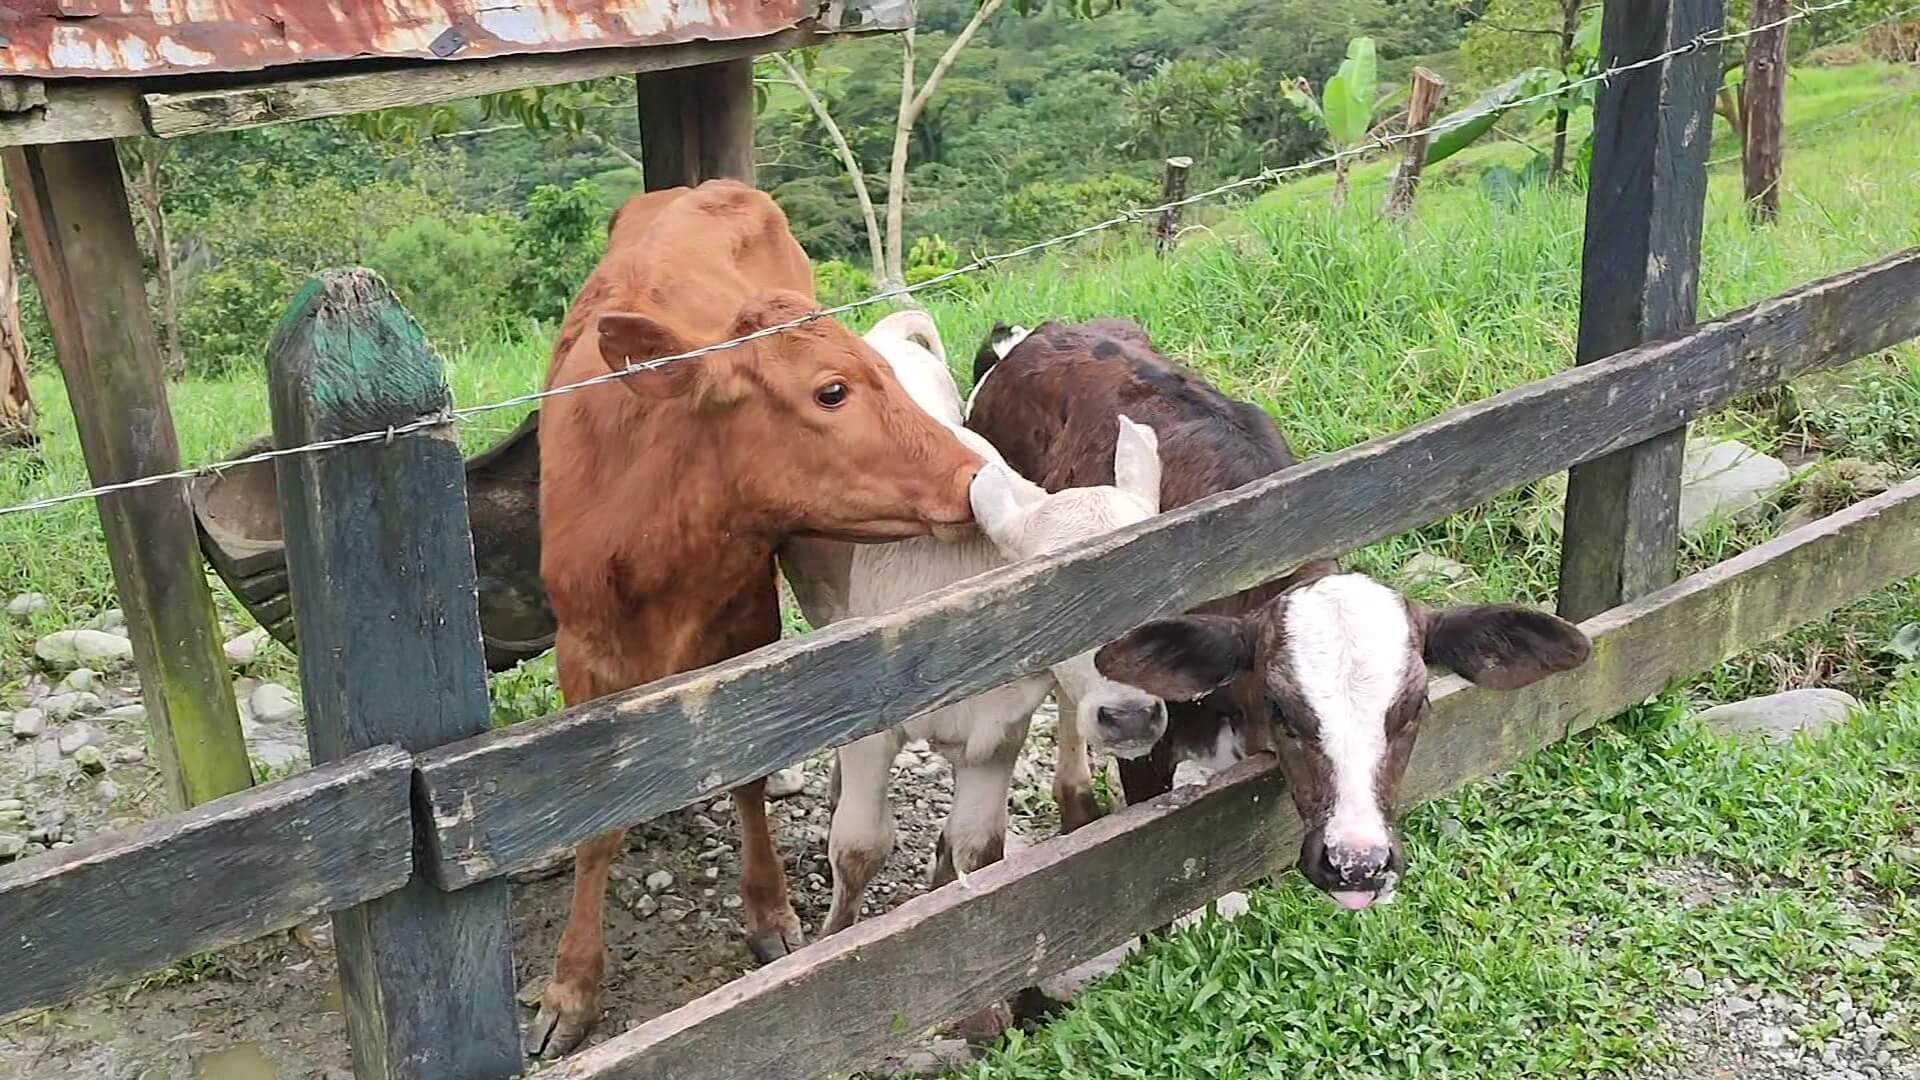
[2,57,1919,1077]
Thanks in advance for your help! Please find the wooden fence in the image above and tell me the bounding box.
[4,2,1920,1077]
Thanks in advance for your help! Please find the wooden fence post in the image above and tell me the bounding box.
[1556,0,1724,622]
[267,269,519,1080]
[1384,68,1447,220]
[1742,0,1789,223]
[636,58,757,187]
[3,141,251,807]
[0,179,35,449]
[1155,156,1193,254]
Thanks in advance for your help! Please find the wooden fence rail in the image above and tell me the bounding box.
[412,246,1920,891]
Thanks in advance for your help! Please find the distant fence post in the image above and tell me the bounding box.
[266,269,519,1080]
[1384,67,1447,220]
[1556,0,1724,621]
[1155,156,1193,254]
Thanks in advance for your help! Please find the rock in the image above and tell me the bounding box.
[59,668,101,694]
[72,745,106,773]
[0,833,27,860]
[9,708,43,738]
[249,683,304,725]
[1437,817,1465,839]
[765,766,807,800]
[0,799,21,813]
[58,723,103,755]
[895,1039,976,1077]
[1400,552,1472,587]
[1777,501,1826,535]
[41,692,104,720]
[34,629,135,671]
[722,894,743,909]
[87,609,126,633]
[645,869,674,893]
[1760,1026,1790,1050]
[1724,997,1758,1017]
[224,628,270,667]
[1696,689,1860,744]
[101,703,147,724]
[516,979,545,1007]
[95,779,121,801]
[6,592,48,620]
[247,737,307,773]
[633,894,659,918]
[1679,966,1705,990]
[1680,439,1790,532]
[112,746,146,765]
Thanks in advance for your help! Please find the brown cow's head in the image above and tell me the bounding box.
[597,292,983,543]
[1096,572,1589,909]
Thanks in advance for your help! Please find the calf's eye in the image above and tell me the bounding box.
[815,381,849,409]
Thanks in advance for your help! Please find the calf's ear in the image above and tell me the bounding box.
[1418,604,1591,690]
[598,313,700,399]
[1095,614,1251,701]
[1112,415,1162,510]
[970,464,1031,555]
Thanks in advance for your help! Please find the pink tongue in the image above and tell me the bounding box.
[1332,890,1375,911]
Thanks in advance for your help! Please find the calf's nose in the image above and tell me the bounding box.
[1320,842,1392,887]
[1095,701,1166,749]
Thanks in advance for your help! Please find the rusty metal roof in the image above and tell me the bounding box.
[0,1,829,80]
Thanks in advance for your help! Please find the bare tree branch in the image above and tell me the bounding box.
[580,130,645,174]
[774,54,886,280]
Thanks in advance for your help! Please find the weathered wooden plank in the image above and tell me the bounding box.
[3,140,252,809]
[636,57,758,187]
[142,29,822,142]
[550,478,1920,1080]
[267,270,518,1080]
[415,248,1920,891]
[552,757,1296,1080]
[1557,0,1724,621]
[0,745,413,1021]
[0,80,144,147]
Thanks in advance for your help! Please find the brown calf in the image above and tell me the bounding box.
[531,181,982,1057]
[968,320,1588,908]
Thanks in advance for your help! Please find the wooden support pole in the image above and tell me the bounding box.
[1556,0,1724,622]
[1384,67,1448,220]
[1154,156,1193,255]
[636,57,757,188]
[1742,0,1790,223]
[0,179,35,448]
[2,140,249,807]
[267,270,518,1080]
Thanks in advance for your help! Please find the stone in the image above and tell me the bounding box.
[41,692,104,720]
[224,628,270,667]
[9,708,42,738]
[645,869,674,893]
[0,799,21,813]
[895,1039,976,1077]
[57,723,103,755]
[1679,439,1791,532]
[101,703,147,724]
[87,608,126,633]
[1696,689,1860,744]
[34,629,135,671]
[1400,552,1472,587]
[60,668,101,694]
[0,833,27,859]
[765,766,807,800]
[72,745,105,774]
[1679,966,1705,990]
[1760,1026,1790,1050]
[112,747,147,765]
[95,779,121,801]
[633,894,659,917]
[7,592,48,620]
[249,683,303,725]
[247,737,307,773]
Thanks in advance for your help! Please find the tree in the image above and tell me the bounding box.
[1459,0,1599,182]
[0,182,33,449]
[1742,0,1790,222]
[1286,37,1403,207]
[119,139,184,378]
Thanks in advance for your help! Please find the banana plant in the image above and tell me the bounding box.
[1285,37,1406,208]
[1424,9,1603,181]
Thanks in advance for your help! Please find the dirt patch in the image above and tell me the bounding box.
[1637,980,1919,1080]
[0,705,1076,1080]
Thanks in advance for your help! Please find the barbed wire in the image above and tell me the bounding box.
[0,0,1875,520]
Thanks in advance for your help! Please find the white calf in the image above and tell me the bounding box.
[779,310,1164,934]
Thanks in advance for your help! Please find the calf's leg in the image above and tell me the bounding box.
[1049,688,1104,834]
[736,776,806,963]
[528,826,628,1058]
[931,735,1023,1042]
[823,731,900,935]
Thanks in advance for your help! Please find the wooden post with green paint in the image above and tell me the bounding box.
[3,140,251,808]
[266,269,519,1080]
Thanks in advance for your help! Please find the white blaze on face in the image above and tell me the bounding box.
[1281,574,1413,857]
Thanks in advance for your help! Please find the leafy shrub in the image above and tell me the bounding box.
[509,180,608,324]
[367,213,519,346]
[1000,174,1158,240]
[814,259,874,307]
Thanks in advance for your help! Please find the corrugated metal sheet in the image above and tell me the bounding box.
[0,1,829,79]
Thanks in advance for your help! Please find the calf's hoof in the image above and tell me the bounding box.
[524,984,599,1059]
[746,921,807,965]
[1056,789,1105,835]
[946,1000,1016,1045]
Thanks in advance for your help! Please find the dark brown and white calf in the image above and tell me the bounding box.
[968,320,1590,908]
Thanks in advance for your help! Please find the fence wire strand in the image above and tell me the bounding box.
[0,0,1881,520]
